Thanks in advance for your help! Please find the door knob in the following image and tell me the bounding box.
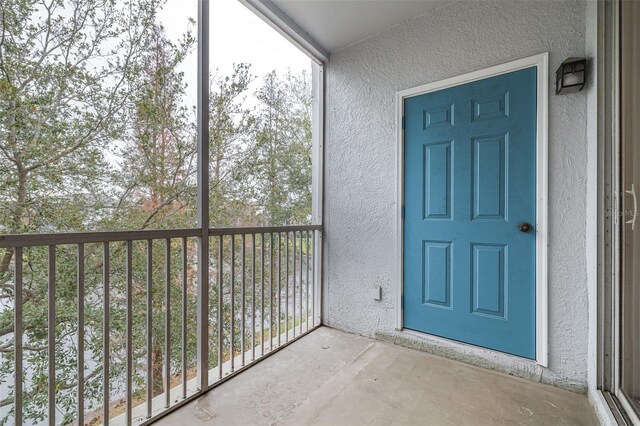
[519,223,533,233]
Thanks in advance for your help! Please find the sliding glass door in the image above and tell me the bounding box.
[620,0,640,418]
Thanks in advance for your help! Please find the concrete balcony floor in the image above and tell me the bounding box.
[156,327,598,425]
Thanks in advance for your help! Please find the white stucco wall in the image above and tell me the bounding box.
[324,0,592,390]
[584,0,599,394]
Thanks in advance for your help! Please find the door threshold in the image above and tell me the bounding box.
[375,328,586,393]
[403,328,535,362]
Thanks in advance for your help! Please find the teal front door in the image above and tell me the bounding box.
[403,67,537,359]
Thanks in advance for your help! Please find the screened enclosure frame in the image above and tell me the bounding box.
[1,0,325,424]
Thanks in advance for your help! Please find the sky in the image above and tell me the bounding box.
[157,0,313,109]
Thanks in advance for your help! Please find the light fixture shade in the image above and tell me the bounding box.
[555,57,587,94]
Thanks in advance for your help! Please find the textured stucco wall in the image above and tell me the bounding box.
[324,0,591,389]
[584,0,598,393]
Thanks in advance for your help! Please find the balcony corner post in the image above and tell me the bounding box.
[197,0,210,392]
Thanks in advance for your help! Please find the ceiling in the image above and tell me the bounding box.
[271,0,453,53]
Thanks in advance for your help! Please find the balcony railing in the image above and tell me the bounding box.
[0,224,322,425]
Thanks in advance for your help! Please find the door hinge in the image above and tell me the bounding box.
[402,115,406,130]
[401,205,405,220]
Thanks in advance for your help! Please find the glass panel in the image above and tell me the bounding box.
[563,71,582,87]
[621,0,640,416]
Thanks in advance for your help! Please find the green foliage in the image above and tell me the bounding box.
[0,0,313,423]
[248,70,312,226]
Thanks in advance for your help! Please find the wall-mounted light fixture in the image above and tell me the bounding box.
[555,57,587,94]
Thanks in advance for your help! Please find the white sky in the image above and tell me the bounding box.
[158,0,312,108]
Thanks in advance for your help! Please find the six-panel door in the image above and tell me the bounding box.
[403,67,537,359]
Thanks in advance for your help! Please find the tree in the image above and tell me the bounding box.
[114,22,197,232]
[115,21,197,402]
[248,70,312,226]
[208,63,254,227]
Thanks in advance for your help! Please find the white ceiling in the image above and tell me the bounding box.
[271,0,453,53]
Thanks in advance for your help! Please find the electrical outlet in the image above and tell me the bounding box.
[373,286,382,301]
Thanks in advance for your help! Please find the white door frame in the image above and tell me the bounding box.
[394,52,549,366]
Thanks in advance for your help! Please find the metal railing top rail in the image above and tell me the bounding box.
[207,224,322,235]
[0,224,323,248]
